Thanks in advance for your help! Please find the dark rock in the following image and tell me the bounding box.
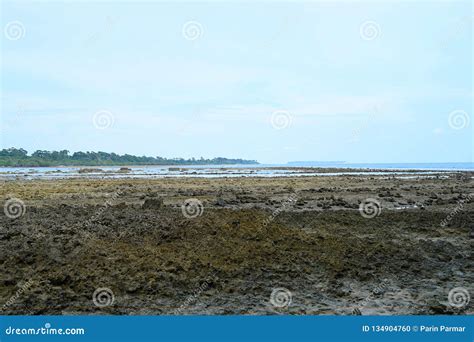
[215,198,226,207]
[142,197,163,209]
[78,168,103,174]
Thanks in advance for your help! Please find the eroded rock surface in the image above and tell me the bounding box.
[0,173,472,315]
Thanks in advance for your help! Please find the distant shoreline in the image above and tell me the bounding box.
[0,163,260,168]
[0,148,259,167]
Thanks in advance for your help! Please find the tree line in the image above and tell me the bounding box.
[0,148,258,167]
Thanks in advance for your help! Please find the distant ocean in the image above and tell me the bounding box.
[286,162,474,171]
[0,162,472,180]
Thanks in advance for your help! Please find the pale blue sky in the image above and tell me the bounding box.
[1,0,472,163]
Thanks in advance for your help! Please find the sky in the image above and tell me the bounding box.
[1,0,472,164]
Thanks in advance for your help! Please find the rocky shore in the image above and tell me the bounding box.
[0,171,472,315]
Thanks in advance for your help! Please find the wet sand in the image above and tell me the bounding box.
[0,171,473,315]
